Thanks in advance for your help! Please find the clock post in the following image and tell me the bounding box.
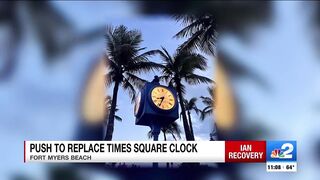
[151,121,161,141]
[150,121,161,168]
[134,76,179,168]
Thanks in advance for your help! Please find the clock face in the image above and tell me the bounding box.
[151,87,175,110]
[134,92,141,116]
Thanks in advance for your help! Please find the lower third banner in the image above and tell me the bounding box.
[24,140,297,172]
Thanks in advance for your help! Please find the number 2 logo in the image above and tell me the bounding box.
[281,143,293,159]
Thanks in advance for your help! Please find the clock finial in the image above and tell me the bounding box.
[152,75,160,84]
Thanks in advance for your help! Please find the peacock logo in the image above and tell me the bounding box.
[271,149,285,158]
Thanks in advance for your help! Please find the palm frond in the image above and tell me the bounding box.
[121,78,136,103]
[174,52,208,76]
[127,61,164,74]
[105,96,123,122]
[200,96,212,106]
[199,85,215,116]
[184,74,212,85]
[105,72,112,86]
[136,49,162,60]
[177,28,205,53]
[184,97,200,114]
[200,107,213,121]
[147,130,153,139]
[189,97,198,104]
[162,122,181,139]
[125,72,147,89]
[161,47,174,64]
[207,86,214,97]
[174,15,217,55]
[159,75,172,83]
[174,18,206,38]
[115,115,122,122]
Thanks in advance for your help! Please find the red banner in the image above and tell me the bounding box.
[225,141,266,162]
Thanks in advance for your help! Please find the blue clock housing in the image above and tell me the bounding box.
[135,80,179,127]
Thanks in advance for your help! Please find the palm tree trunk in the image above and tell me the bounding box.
[187,110,194,138]
[171,133,177,141]
[176,80,194,141]
[104,81,120,141]
[162,130,167,141]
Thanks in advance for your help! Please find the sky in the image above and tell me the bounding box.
[0,1,320,179]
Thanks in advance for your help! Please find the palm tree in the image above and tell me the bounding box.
[174,14,217,55]
[183,97,200,138]
[200,86,215,120]
[174,11,270,86]
[105,96,122,122]
[173,2,271,55]
[104,25,162,140]
[148,122,181,141]
[155,47,212,140]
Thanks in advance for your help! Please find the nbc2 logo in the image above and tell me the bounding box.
[270,143,293,159]
[267,141,297,162]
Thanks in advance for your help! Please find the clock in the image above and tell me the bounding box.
[150,86,176,110]
[135,80,179,126]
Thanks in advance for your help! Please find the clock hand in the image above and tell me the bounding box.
[158,97,165,106]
